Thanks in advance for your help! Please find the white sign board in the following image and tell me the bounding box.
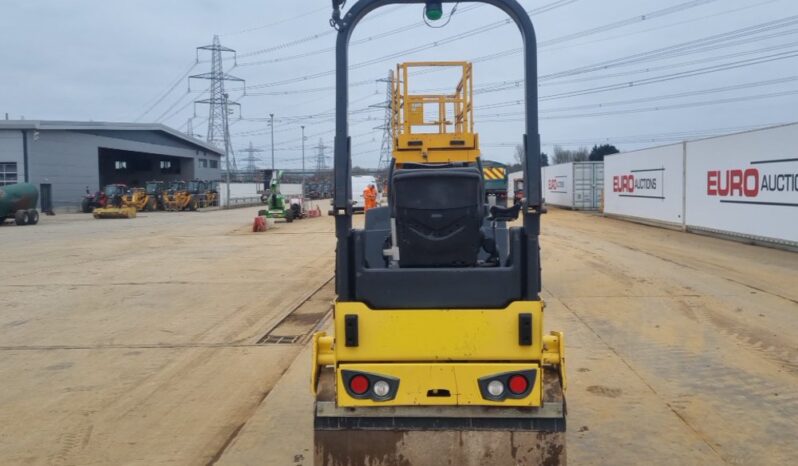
[281,183,303,196]
[218,182,261,206]
[685,123,798,243]
[542,163,573,208]
[603,143,685,225]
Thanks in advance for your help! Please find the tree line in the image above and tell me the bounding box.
[510,143,620,171]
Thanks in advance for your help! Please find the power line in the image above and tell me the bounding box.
[134,62,197,122]
[230,0,588,90]
[477,89,798,122]
[220,5,330,37]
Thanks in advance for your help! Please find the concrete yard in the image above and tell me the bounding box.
[1,208,796,465]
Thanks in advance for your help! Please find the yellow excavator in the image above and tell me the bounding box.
[311,2,565,464]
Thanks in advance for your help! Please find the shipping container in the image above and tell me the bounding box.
[602,122,798,248]
[603,142,685,227]
[542,161,603,210]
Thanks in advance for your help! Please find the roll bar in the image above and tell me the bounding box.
[331,0,541,298]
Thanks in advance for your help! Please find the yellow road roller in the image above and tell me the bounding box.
[311,2,566,464]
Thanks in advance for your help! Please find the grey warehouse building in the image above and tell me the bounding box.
[0,120,223,211]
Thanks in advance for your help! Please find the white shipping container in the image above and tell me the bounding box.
[603,143,685,226]
[685,123,798,245]
[542,161,603,210]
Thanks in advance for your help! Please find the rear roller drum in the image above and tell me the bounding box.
[313,368,566,466]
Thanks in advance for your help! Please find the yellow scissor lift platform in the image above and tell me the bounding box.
[391,61,481,164]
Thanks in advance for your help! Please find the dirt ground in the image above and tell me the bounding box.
[0,207,796,465]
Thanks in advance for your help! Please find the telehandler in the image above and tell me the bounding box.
[144,180,166,211]
[121,187,152,212]
[204,181,219,207]
[311,1,566,465]
[162,181,199,211]
[186,180,211,208]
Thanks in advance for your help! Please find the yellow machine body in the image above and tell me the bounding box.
[312,301,565,408]
[311,61,565,412]
[162,191,197,211]
[204,190,217,207]
[92,206,137,219]
[122,188,150,211]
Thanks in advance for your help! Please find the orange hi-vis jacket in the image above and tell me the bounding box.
[363,186,378,211]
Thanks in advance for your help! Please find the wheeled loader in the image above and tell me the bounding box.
[310,2,566,465]
[93,184,137,219]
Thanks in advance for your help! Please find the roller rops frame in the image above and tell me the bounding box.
[329,0,544,300]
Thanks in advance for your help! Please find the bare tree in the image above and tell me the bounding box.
[552,145,589,164]
[514,144,524,165]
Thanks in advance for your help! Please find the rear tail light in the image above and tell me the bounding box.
[508,374,528,394]
[342,370,399,401]
[349,374,369,395]
[478,369,536,401]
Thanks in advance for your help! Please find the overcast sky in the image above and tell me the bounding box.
[2,0,797,168]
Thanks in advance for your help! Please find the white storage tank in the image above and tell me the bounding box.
[542,161,603,210]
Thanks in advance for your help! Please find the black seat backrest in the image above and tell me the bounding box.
[391,167,484,268]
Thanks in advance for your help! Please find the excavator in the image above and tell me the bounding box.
[311,1,566,465]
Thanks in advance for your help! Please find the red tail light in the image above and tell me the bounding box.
[478,369,536,401]
[349,374,370,395]
[508,374,528,394]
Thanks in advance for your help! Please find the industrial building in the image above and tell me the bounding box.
[0,120,223,211]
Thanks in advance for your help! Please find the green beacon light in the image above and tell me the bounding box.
[425,1,443,21]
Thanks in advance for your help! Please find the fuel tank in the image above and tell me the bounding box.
[0,183,39,218]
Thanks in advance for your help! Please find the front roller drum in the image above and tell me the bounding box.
[313,367,566,466]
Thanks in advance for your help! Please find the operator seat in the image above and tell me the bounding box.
[391,166,484,267]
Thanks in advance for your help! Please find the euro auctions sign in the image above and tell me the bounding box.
[706,162,798,206]
[686,123,798,244]
[612,169,665,199]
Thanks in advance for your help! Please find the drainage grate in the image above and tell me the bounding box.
[258,334,303,345]
[256,277,334,346]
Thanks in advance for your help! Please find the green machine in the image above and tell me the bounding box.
[260,169,297,222]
